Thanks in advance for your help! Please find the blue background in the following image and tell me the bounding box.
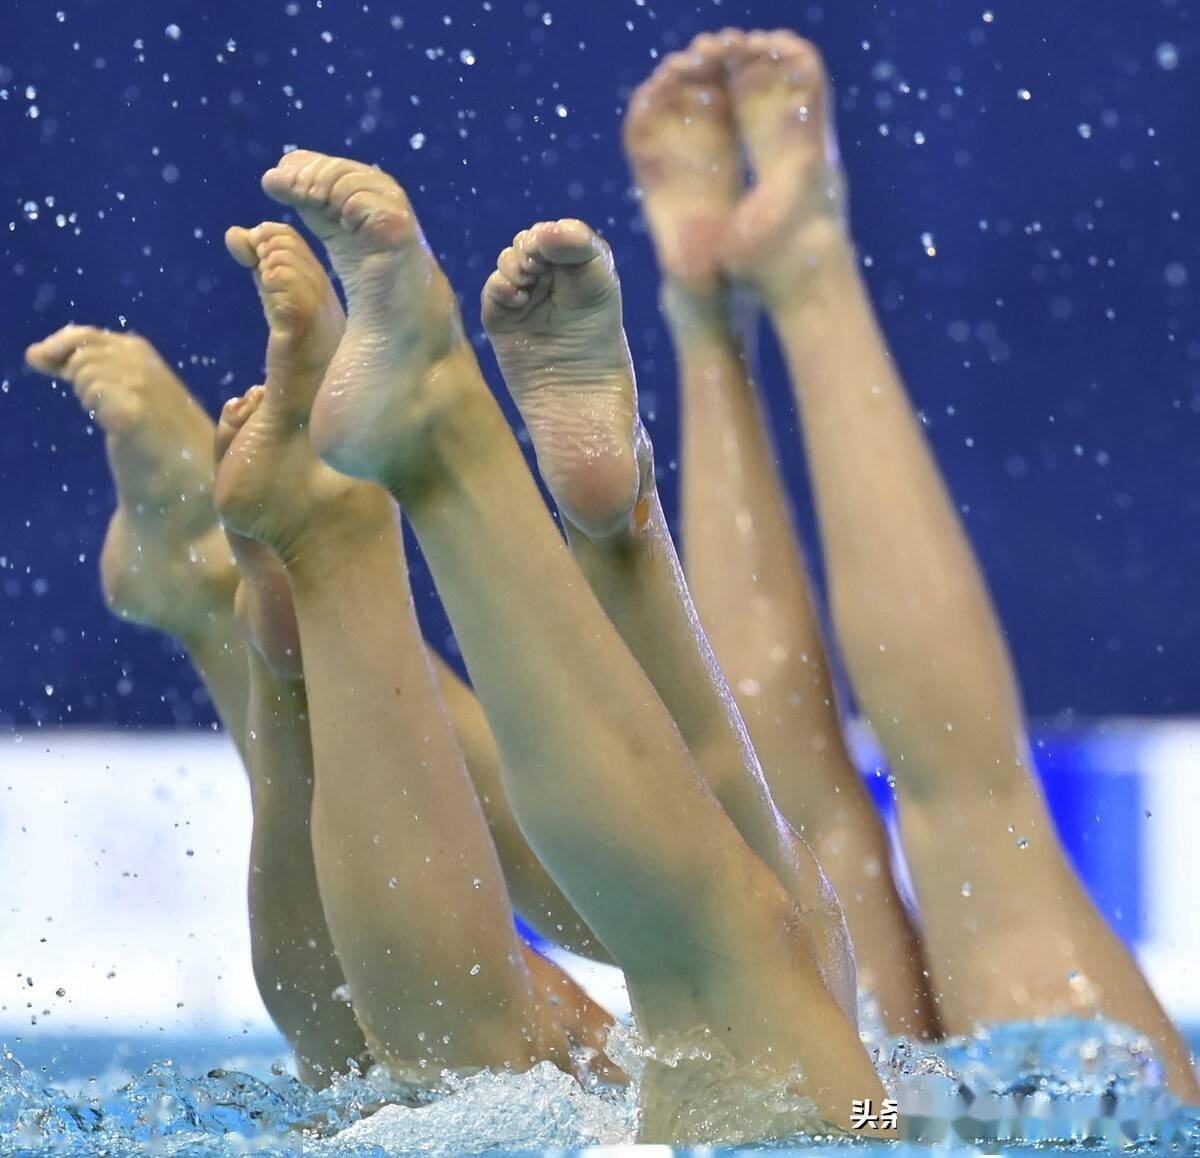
[3,0,1199,729]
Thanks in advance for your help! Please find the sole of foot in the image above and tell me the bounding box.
[622,31,746,300]
[718,30,848,301]
[214,389,304,681]
[482,218,645,540]
[260,149,473,492]
[213,220,381,562]
[24,325,236,639]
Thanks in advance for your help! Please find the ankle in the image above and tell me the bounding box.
[661,281,749,352]
[282,485,399,586]
[761,232,860,322]
[388,370,513,508]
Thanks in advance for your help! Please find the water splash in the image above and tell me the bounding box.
[1,1016,1197,1153]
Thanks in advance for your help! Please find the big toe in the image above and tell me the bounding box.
[26,324,109,376]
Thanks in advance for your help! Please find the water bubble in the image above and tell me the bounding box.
[921,231,937,256]
[1156,42,1180,71]
[982,9,995,21]
[22,201,39,221]
[913,130,926,145]
[320,30,333,44]
[371,833,382,845]
[387,877,398,889]
[1078,122,1092,139]
[555,103,568,118]
[1016,836,1030,850]
[161,164,180,184]
[459,48,476,65]
[164,23,181,40]
[55,987,65,997]
[1165,261,1188,288]
[472,878,482,889]
[469,963,481,976]
[961,881,972,897]
[1017,88,1031,101]
[409,131,426,150]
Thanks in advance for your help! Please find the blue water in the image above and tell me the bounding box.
[2,1019,1198,1154]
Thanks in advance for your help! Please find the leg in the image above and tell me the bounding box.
[224,220,605,960]
[430,655,608,961]
[262,149,887,1139]
[724,30,1199,1097]
[222,524,369,1083]
[214,220,576,1075]
[24,327,247,751]
[482,216,856,1024]
[623,36,935,1035]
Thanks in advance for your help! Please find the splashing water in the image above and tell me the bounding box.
[1,1015,1197,1154]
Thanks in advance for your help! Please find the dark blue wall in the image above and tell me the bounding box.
[3,0,1199,729]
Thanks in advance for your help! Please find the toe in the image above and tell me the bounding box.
[526,219,604,266]
[497,245,537,288]
[482,269,529,310]
[26,324,109,375]
[224,226,258,268]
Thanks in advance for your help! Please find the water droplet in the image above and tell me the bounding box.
[164,23,181,40]
[1017,88,1031,101]
[387,877,397,889]
[1016,836,1030,850]
[1165,261,1188,288]
[409,131,426,150]
[472,878,482,889]
[1156,42,1180,71]
[469,963,481,976]
[459,48,476,66]
[22,201,39,222]
[1078,123,1092,139]
[921,231,937,256]
[961,881,972,897]
[55,987,66,997]
[555,103,568,118]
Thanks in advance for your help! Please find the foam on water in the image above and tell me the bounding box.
[1,1016,1198,1155]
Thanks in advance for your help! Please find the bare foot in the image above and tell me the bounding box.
[213,221,389,564]
[259,150,472,490]
[482,219,645,538]
[719,30,848,304]
[214,390,304,681]
[24,326,236,640]
[623,32,745,299]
